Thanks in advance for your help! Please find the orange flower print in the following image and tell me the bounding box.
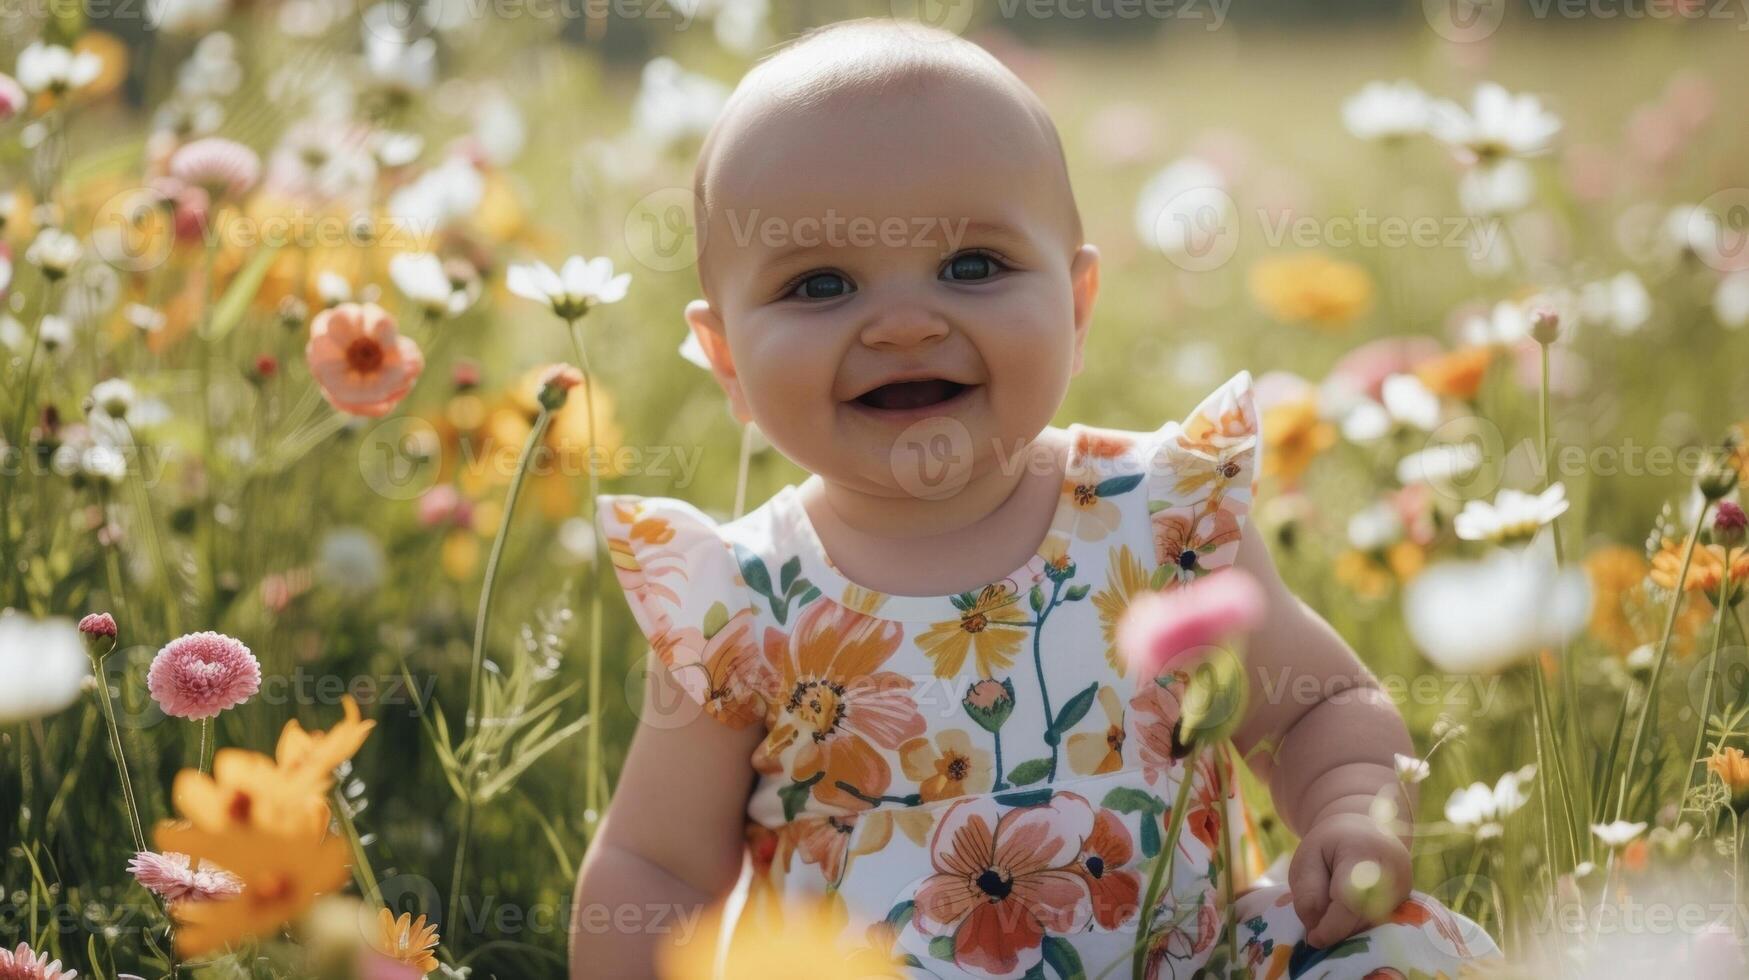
[653,608,777,730]
[1066,686,1126,775]
[603,499,685,608]
[1183,753,1227,851]
[899,729,994,802]
[754,599,926,811]
[790,814,857,886]
[914,583,1030,679]
[1152,504,1243,585]
[1178,392,1258,457]
[1130,673,1190,784]
[1076,808,1141,930]
[913,793,1095,978]
[1059,474,1126,542]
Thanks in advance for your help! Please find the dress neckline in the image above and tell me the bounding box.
[770,424,1087,623]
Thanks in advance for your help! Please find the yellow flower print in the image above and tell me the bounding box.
[914,583,1029,679]
[1092,545,1150,677]
[1066,686,1126,776]
[899,729,995,802]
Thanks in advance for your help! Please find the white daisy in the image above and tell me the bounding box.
[1445,765,1536,838]
[1347,501,1404,552]
[1579,272,1651,335]
[26,227,82,278]
[1459,158,1535,216]
[15,41,102,96]
[389,252,472,318]
[316,271,353,307]
[631,57,727,149]
[1342,80,1433,142]
[1133,156,1234,258]
[1454,484,1569,543]
[89,379,136,420]
[0,611,89,723]
[1397,443,1483,486]
[506,256,631,321]
[1405,544,1590,674]
[1341,373,1441,442]
[1461,300,1534,347]
[1430,83,1562,162]
[1395,753,1431,784]
[1590,820,1647,849]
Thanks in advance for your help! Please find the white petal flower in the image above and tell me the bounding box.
[389,252,470,318]
[89,379,136,420]
[1459,159,1534,216]
[1347,501,1404,552]
[1394,753,1431,784]
[1454,484,1570,543]
[1430,83,1562,162]
[631,57,727,149]
[1342,80,1433,142]
[39,314,73,353]
[1133,156,1233,257]
[316,271,353,307]
[0,611,89,724]
[1590,820,1647,849]
[1445,765,1536,837]
[1461,300,1533,347]
[1579,272,1651,335]
[25,227,82,277]
[507,256,630,320]
[678,332,711,371]
[16,42,103,95]
[1405,544,1590,674]
[1397,443,1483,486]
[1381,374,1441,431]
[1712,272,1749,329]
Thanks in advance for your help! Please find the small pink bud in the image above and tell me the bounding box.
[79,612,118,639]
[537,364,584,411]
[1717,500,1747,547]
[1530,307,1561,345]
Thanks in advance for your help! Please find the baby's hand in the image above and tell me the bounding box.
[1287,811,1412,948]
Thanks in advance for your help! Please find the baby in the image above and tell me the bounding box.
[571,19,1498,979]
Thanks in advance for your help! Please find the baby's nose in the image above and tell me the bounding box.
[859,304,950,350]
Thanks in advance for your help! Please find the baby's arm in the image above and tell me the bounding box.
[1228,522,1417,948]
[569,649,765,977]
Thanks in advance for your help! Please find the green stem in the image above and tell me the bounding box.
[1614,503,1711,822]
[1683,562,1735,807]
[567,319,607,833]
[90,640,147,854]
[453,403,553,936]
[1124,743,1202,980]
[1535,339,1586,864]
[332,785,380,900]
[1032,579,1063,780]
[198,717,213,774]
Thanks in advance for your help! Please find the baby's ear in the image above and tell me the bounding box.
[1069,244,1101,376]
[684,299,753,424]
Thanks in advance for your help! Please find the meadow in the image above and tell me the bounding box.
[2,3,1749,977]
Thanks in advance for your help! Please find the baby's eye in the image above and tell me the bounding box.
[788,271,855,300]
[940,251,1007,282]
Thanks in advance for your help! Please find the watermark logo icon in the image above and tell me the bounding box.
[624,187,704,274]
[359,417,442,500]
[890,415,975,501]
[1423,0,1508,42]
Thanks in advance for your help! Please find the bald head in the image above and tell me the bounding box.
[691,19,1083,293]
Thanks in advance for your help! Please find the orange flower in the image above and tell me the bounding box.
[1585,546,1650,655]
[374,909,442,974]
[1707,747,1749,809]
[1413,346,1494,401]
[899,729,995,802]
[172,749,332,838]
[1247,253,1374,328]
[276,695,377,785]
[1261,397,1335,487]
[1650,537,1749,601]
[753,600,925,811]
[153,821,351,957]
[305,303,425,417]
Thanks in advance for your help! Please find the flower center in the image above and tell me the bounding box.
[1177,549,1199,571]
[945,754,970,782]
[788,679,846,741]
[346,337,385,373]
[1106,726,1125,752]
[975,868,1013,900]
[1074,484,1098,507]
[1085,855,1105,878]
[962,612,988,634]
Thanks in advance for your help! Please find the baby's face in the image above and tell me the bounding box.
[688,80,1098,501]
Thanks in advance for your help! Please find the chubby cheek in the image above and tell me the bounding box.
[976,301,1078,439]
[731,324,842,467]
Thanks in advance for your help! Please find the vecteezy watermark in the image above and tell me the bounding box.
[1259,210,1502,253]
[363,872,708,940]
[624,187,705,275]
[889,0,1229,36]
[721,208,972,257]
[254,669,439,713]
[358,416,707,501]
[1426,0,1749,42]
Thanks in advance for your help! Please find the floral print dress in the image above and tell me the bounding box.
[598,372,1499,979]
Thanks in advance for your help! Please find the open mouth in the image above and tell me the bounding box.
[851,379,973,412]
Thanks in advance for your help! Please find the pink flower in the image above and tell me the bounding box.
[1716,501,1746,546]
[78,612,117,639]
[0,73,25,122]
[0,942,77,979]
[126,851,243,903]
[146,631,261,720]
[417,485,472,529]
[305,303,425,418]
[1117,570,1265,676]
[168,137,261,201]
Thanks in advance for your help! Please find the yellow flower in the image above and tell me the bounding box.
[1248,253,1373,328]
[914,583,1029,678]
[172,749,332,838]
[662,897,901,980]
[153,821,351,957]
[1414,346,1494,401]
[375,909,442,974]
[1261,397,1334,487]
[1092,545,1149,677]
[1066,686,1126,775]
[899,729,994,802]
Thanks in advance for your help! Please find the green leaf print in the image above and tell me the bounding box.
[1140,814,1161,858]
[884,900,916,931]
[1063,583,1091,602]
[733,544,772,597]
[1040,936,1086,980]
[778,772,822,821]
[928,935,956,961]
[1046,682,1101,744]
[701,601,728,639]
[994,788,1053,808]
[1099,787,1162,815]
[779,555,800,594]
[1029,584,1045,614]
[1093,473,1143,497]
[1006,758,1051,786]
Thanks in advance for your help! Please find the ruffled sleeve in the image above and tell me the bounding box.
[596,495,775,730]
[1142,371,1262,586]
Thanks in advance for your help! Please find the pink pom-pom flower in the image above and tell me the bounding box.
[78,612,117,639]
[127,850,243,903]
[1117,570,1266,676]
[146,631,261,720]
